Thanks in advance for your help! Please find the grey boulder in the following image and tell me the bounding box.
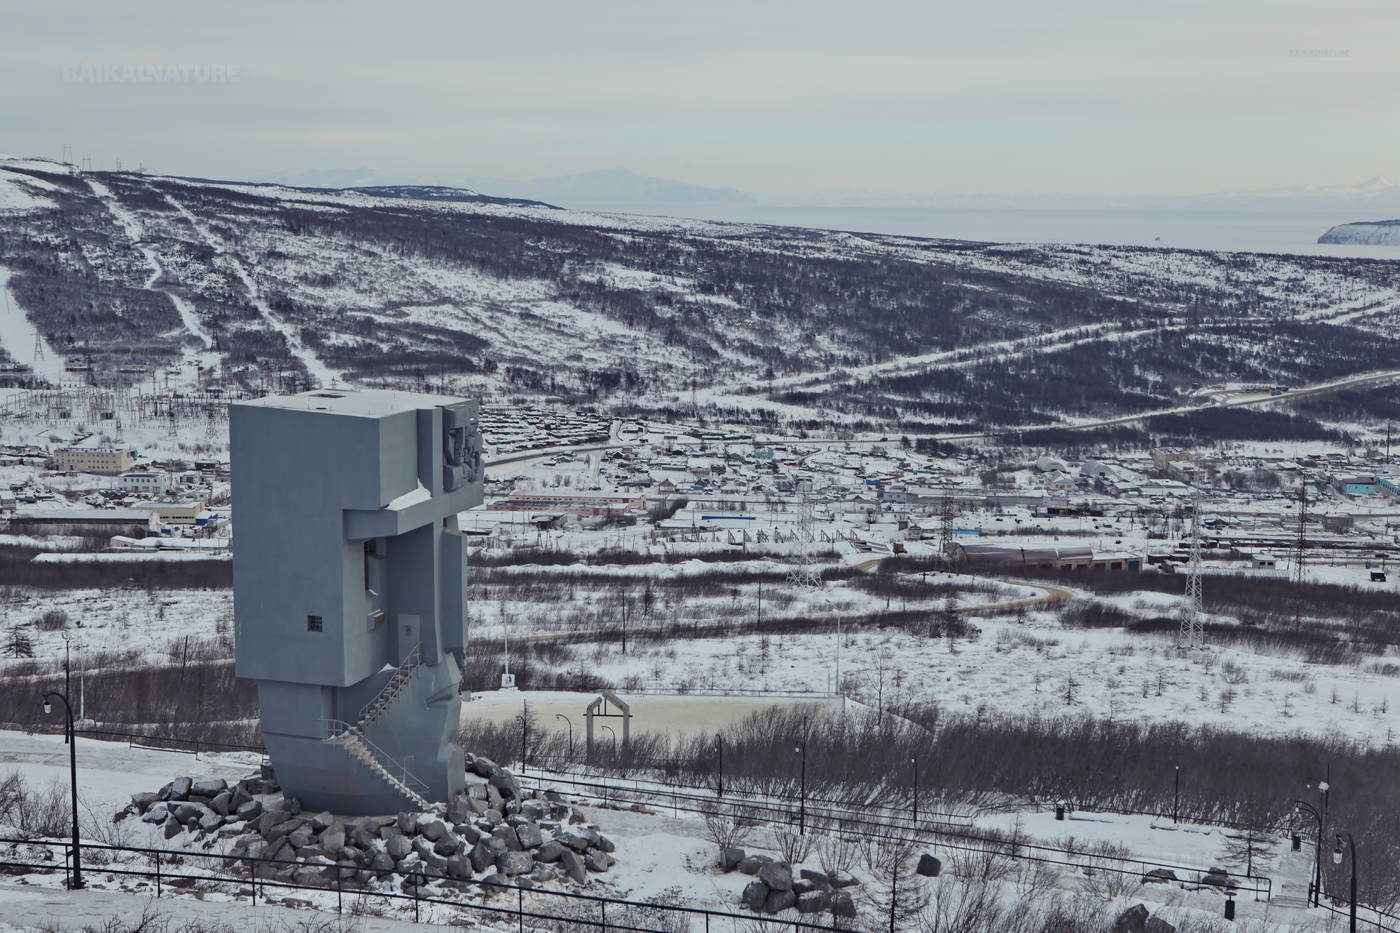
[515,823,543,849]
[757,861,793,891]
[535,841,566,863]
[916,853,942,877]
[1112,904,1150,933]
[497,850,534,876]
[558,849,587,883]
[385,834,412,860]
[763,888,797,914]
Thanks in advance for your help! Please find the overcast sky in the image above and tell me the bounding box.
[1,0,1395,200]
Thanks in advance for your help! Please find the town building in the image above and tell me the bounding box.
[489,490,646,516]
[1329,474,1378,497]
[121,470,172,496]
[52,446,134,474]
[9,508,157,537]
[132,500,204,525]
[1150,447,1198,482]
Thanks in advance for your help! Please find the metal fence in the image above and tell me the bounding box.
[0,837,845,933]
[522,769,1276,902]
[1316,897,1400,933]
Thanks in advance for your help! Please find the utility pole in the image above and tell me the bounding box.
[1178,494,1204,652]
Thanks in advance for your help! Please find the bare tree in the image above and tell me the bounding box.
[860,837,928,932]
[703,807,759,855]
[774,827,814,866]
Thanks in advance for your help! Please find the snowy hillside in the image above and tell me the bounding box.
[3,156,1400,435]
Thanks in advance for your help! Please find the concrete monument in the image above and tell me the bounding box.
[230,389,483,813]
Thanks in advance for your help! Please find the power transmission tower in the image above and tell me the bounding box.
[1178,495,1205,652]
[1290,483,1309,586]
[787,484,844,694]
[1290,482,1309,628]
[937,492,960,564]
[786,487,824,590]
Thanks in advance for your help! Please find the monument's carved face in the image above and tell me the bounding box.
[442,406,482,491]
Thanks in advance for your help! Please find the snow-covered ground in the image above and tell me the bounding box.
[0,586,231,668]
[469,600,1400,746]
[0,730,1338,931]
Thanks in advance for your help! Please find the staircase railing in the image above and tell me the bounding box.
[358,642,422,726]
[321,718,431,808]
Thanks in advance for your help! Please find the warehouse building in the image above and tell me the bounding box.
[9,508,157,537]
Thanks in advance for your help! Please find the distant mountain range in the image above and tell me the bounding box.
[253,165,1400,215]
[253,167,755,207]
[795,176,1400,214]
[1185,176,1400,212]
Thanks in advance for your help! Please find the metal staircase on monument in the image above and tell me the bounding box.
[357,642,423,729]
[323,717,432,811]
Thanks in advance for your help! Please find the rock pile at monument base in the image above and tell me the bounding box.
[118,757,616,896]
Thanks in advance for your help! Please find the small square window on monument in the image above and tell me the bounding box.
[307,614,323,632]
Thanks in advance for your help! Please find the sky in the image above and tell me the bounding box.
[0,0,1396,201]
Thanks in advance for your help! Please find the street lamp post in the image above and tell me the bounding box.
[1296,800,1323,908]
[911,756,920,826]
[1173,764,1180,824]
[60,634,71,745]
[715,734,724,799]
[555,713,573,763]
[796,740,807,834]
[796,705,809,834]
[1333,833,1357,933]
[41,691,83,890]
[1308,773,1332,906]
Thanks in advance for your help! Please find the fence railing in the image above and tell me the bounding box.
[13,725,265,757]
[522,755,974,826]
[0,837,845,933]
[1317,897,1400,933]
[520,768,1276,902]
